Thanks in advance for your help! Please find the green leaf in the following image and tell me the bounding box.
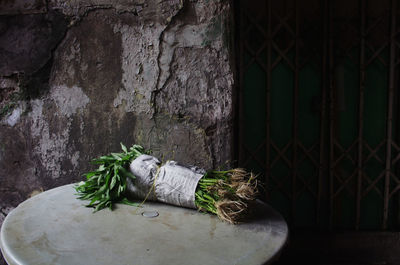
[105,171,112,186]
[131,145,144,153]
[89,196,100,206]
[84,172,97,180]
[121,154,132,161]
[88,175,99,182]
[120,167,135,179]
[120,198,140,207]
[97,174,103,186]
[120,142,128,153]
[94,201,107,212]
[96,184,108,195]
[110,176,117,190]
[111,153,123,161]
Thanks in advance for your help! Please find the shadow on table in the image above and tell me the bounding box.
[0,252,6,265]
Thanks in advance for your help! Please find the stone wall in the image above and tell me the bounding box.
[0,1,234,263]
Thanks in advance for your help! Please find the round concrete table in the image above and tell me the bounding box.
[0,184,288,265]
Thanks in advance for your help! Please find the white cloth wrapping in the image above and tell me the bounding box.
[128,154,205,209]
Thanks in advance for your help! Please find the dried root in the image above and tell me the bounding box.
[236,182,257,201]
[195,168,259,224]
[216,199,248,224]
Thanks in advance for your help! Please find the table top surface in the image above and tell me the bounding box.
[0,184,288,265]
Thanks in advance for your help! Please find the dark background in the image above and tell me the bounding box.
[237,0,400,264]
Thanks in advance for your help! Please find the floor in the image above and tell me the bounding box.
[271,231,398,265]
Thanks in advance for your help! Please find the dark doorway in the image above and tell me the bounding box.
[237,0,400,232]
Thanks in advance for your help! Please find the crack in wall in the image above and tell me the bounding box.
[151,0,185,116]
[151,1,232,119]
[148,0,234,168]
[66,5,114,27]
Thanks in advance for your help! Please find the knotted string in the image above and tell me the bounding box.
[132,163,162,214]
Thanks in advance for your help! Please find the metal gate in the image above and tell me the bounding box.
[237,0,400,230]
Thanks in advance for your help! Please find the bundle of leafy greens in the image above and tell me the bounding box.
[75,144,147,211]
[75,143,258,224]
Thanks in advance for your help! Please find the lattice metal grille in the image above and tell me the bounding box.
[237,0,400,230]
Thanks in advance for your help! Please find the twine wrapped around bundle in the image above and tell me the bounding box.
[127,154,204,209]
[75,144,258,224]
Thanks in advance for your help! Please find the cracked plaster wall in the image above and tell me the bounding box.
[0,2,234,262]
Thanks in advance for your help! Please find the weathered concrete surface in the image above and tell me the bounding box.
[0,3,235,262]
[0,0,47,15]
[0,12,67,76]
[49,0,183,24]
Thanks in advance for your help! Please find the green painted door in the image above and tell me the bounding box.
[238,0,400,230]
